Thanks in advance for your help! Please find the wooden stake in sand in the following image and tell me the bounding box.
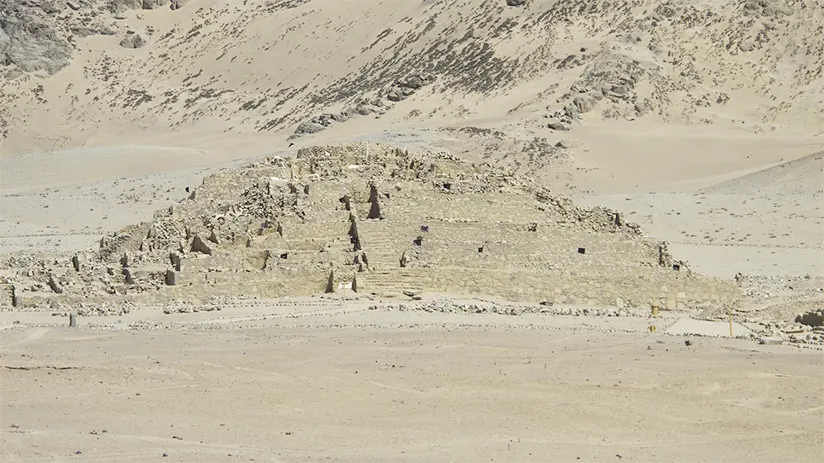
[69,313,77,328]
[649,303,659,333]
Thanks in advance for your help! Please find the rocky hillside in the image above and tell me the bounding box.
[0,1,183,74]
[1,0,822,153]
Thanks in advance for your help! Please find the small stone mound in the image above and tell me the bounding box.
[119,32,146,49]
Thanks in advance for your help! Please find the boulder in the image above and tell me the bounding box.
[573,94,596,113]
[737,40,753,52]
[316,113,336,126]
[108,1,187,13]
[634,100,652,116]
[294,121,326,135]
[142,0,170,9]
[191,235,213,255]
[564,105,580,120]
[0,14,72,74]
[108,0,168,12]
[386,88,405,102]
[120,33,146,49]
[355,104,376,115]
[399,74,425,89]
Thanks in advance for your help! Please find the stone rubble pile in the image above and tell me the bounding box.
[375,299,648,318]
[546,49,662,130]
[735,274,824,303]
[291,96,391,137]
[385,73,437,102]
[292,73,436,138]
[712,305,824,347]
[750,322,824,348]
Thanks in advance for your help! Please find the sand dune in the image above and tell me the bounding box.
[700,150,824,195]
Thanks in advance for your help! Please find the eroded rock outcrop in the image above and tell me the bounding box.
[292,74,435,138]
[0,1,73,75]
[0,0,181,77]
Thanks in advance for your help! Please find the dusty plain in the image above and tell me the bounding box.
[2,304,823,463]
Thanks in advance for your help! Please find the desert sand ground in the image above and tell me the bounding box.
[2,302,823,463]
[2,0,824,461]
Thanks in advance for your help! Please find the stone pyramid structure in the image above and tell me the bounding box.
[2,143,739,311]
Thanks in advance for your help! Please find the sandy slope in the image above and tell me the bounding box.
[2,0,823,155]
[576,150,824,278]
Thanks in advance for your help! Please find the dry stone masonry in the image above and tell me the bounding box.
[1,143,740,311]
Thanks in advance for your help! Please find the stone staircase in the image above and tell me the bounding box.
[355,269,431,297]
[356,221,411,270]
[282,211,352,253]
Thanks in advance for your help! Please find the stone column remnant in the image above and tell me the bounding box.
[169,252,182,271]
[367,183,383,219]
[191,235,213,255]
[325,269,335,293]
[165,270,177,286]
[47,274,64,294]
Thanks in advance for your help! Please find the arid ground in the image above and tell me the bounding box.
[2,303,823,462]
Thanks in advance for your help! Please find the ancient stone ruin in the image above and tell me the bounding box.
[1,143,739,311]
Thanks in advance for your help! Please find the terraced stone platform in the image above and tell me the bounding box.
[1,143,739,311]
